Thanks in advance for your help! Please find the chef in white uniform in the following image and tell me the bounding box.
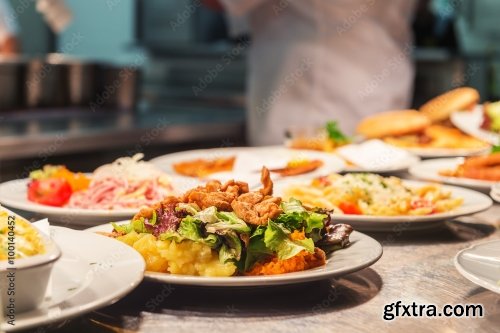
[217,0,417,145]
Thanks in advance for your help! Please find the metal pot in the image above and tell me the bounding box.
[0,56,27,111]
[46,54,98,107]
[93,64,140,111]
[26,58,69,108]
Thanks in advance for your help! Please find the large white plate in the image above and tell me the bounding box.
[0,176,202,226]
[342,154,420,174]
[454,239,500,294]
[399,146,491,159]
[1,226,144,332]
[274,179,493,231]
[451,107,500,145]
[151,146,345,186]
[409,158,497,191]
[491,183,500,203]
[86,223,382,287]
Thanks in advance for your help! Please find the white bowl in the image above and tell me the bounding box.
[0,218,61,314]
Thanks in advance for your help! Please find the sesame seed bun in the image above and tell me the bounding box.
[356,110,431,139]
[420,87,480,123]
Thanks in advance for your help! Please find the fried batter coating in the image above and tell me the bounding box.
[231,192,282,226]
[181,179,249,211]
[259,167,273,196]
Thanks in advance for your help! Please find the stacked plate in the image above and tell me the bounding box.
[490,183,500,203]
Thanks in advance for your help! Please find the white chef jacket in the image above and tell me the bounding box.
[220,0,417,145]
[0,0,19,43]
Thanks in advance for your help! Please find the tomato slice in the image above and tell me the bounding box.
[27,178,73,207]
[338,202,362,215]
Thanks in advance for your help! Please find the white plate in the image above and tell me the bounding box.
[86,223,382,287]
[451,107,500,145]
[2,226,144,332]
[409,158,497,191]
[454,239,500,294]
[342,154,420,174]
[400,146,491,159]
[336,140,421,174]
[273,179,493,232]
[151,146,345,186]
[0,176,201,226]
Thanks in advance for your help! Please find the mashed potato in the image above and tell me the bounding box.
[116,231,236,277]
[0,210,45,260]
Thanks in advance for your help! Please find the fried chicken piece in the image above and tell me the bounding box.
[231,192,282,226]
[259,167,273,196]
[181,179,248,211]
[186,191,236,211]
[221,180,249,196]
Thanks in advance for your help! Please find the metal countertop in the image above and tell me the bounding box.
[0,107,245,160]
[21,192,500,333]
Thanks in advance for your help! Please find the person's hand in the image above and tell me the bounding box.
[202,0,224,11]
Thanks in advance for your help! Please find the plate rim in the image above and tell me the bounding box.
[408,157,497,190]
[454,239,500,294]
[150,145,346,175]
[84,223,383,287]
[451,108,500,145]
[2,226,145,332]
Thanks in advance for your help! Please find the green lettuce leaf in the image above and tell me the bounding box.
[264,221,314,260]
[178,216,220,248]
[305,212,327,233]
[205,211,251,234]
[112,218,148,234]
[219,231,242,263]
[175,203,200,215]
[194,206,219,223]
[274,199,326,233]
[243,226,273,271]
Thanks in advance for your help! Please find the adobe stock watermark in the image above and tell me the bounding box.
[336,0,375,36]
[192,40,250,97]
[3,213,17,327]
[170,0,202,31]
[256,57,313,115]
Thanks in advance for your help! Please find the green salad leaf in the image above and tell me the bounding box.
[274,199,326,234]
[158,231,185,242]
[219,231,242,263]
[492,145,500,153]
[264,221,314,260]
[112,218,148,234]
[205,211,251,234]
[326,121,349,143]
[243,226,273,271]
[176,203,200,215]
[194,206,219,223]
[178,216,220,248]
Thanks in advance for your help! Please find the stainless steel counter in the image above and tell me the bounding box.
[23,202,500,333]
[0,107,245,160]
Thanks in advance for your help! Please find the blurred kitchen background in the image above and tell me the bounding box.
[0,0,499,180]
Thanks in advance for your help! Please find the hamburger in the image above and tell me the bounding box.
[419,87,480,124]
[356,109,489,149]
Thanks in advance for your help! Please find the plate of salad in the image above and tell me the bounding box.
[86,168,382,286]
[0,154,202,225]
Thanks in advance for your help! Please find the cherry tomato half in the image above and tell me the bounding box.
[27,178,73,207]
[338,202,362,215]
